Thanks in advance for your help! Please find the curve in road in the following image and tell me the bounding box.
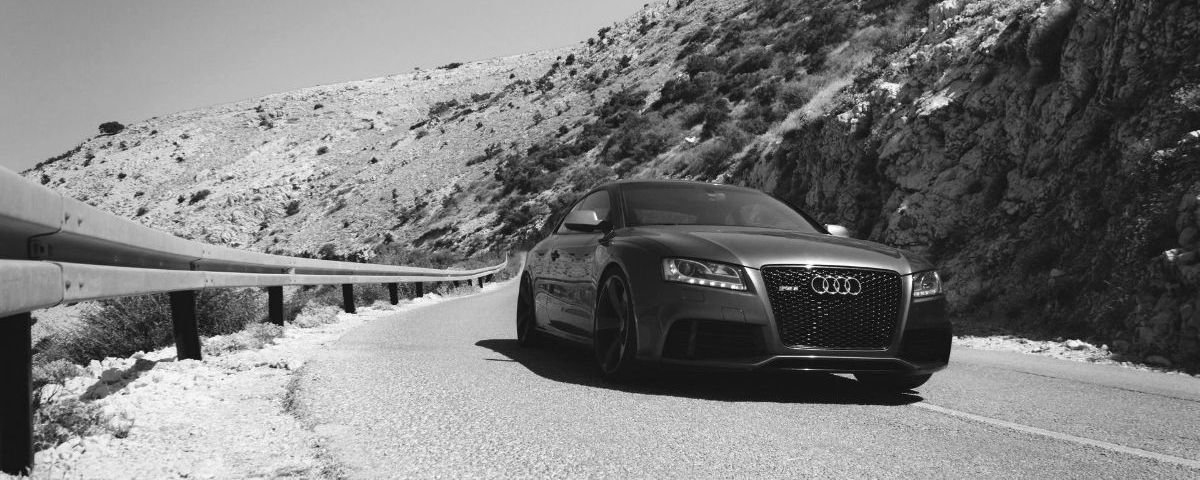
[293,281,1200,478]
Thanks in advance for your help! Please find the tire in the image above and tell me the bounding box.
[516,275,541,348]
[854,373,932,392]
[593,271,639,380]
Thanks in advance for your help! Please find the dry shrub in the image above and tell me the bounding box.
[31,359,121,451]
[353,283,389,305]
[39,289,262,365]
[681,138,737,178]
[293,303,341,328]
[33,398,109,450]
[436,282,481,298]
[32,359,84,391]
[304,285,353,308]
[202,322,285,356]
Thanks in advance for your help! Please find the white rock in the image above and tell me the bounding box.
[1065,339,1090,350]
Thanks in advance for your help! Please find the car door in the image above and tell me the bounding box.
[553,189,614,336]
[527,235,561,335]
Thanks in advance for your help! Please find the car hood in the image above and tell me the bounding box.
[624,226,929,274]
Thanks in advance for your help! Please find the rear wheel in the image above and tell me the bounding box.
[593,272,639,380]
[516,275,540,347]
[854,373,932,392]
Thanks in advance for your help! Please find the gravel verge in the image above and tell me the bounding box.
[3,288,490,480]
[953,335,1200,378]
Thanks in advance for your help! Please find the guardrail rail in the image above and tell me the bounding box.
[0,167,507,474]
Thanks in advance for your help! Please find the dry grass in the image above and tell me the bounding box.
[202,322,285,356]
[36,289,262,366]
[31,360,128,451]
[293,303,341,328]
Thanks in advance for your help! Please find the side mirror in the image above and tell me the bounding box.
[564,210,611,233]
[825,224,851,238]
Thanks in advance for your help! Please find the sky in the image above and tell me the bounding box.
[0,0,652,172]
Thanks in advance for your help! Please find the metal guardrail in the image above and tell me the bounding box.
[0,166,507,474]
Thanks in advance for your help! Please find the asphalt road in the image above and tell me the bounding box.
[296,281,1200,478]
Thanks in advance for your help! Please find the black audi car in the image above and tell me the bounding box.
[516,180,950,391]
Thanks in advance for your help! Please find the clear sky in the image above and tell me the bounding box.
[0,0,652,172]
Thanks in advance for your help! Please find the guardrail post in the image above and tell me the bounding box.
[477,277,484,288]
[341,284,356,314]
[0,313,33,475]
[415,282,424,297]
[170,291,202,360]
[267,286,284,326]
[387,283,399,305]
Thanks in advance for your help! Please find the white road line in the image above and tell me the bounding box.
[913,402,1200,470]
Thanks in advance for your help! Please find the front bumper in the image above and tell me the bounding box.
[631,268,951,375]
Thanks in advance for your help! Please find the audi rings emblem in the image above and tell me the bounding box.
[810,275,862,295]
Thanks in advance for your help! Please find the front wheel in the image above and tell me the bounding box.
[854,373,932,392]
[593,272,639,380]
[516,275,540,347]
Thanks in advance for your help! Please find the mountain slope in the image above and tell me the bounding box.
[28,0,1200,368]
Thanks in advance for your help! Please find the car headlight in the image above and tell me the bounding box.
[911,270,942,298]
[662,258,748,291]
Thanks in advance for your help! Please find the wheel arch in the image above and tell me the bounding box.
[593,242,664,360]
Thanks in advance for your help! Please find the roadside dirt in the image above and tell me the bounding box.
[7,288,495,480]
[953,335,1200,378]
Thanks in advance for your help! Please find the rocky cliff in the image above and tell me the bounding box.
[729,0,1200,369]
[27,0,1200,368]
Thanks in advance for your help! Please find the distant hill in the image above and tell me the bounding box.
[27,0,1200,369]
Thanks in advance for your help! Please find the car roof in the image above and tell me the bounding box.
[597,179,761,193]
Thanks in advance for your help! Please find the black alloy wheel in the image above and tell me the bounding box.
[594,272,638,379]
[853,373,932,392]
[516,275,540,347]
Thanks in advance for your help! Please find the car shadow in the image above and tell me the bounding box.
[476,339,922,406]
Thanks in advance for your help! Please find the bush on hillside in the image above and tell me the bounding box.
[657,73,721,106]
[599,113,676,172]
[493,153,564,195]
[466,143,504,166]
[681,96,731,139]
[98,121,125,136]
[428,99,460,116]
[727,46,774,74]
[681,137,737,178]
[188,189,212,205]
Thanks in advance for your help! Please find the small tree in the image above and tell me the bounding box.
[98,121,125,135]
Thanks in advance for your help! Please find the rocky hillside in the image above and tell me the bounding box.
[27,0,1200,369]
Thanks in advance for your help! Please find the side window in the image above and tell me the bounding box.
[556,190,612,234]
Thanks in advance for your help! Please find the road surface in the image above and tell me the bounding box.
[295,281,1200,478]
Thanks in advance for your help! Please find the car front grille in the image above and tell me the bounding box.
[761,266,902,350]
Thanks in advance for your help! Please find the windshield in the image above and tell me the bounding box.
[621,184,821,232]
